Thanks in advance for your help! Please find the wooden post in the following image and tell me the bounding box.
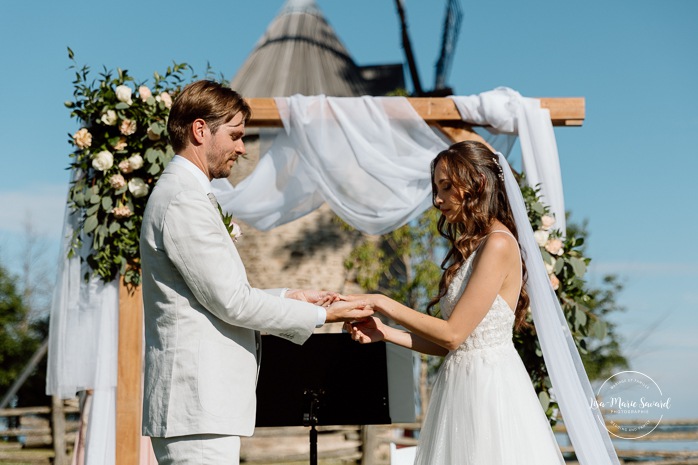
[361,424,378,465]
[116,278,143,465]
[51,395,67,465]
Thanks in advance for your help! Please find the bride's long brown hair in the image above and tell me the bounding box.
[426,141,530,330]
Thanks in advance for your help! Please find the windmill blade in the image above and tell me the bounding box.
[394,0,424,95]
[435,0,463,91]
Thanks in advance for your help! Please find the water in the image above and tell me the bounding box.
[555,423,698,462]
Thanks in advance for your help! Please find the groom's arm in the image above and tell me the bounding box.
[163,190,319,343]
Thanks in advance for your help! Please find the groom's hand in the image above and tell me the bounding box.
[325,300,373,323]
[285,289,339,307]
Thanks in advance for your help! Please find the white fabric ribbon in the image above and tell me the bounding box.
[46,176,118,465]
[498,152,619,465]
[451,88,566,235]
[213,95,446,235]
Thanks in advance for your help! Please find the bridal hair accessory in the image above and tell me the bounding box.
[492,157,505,183]
[497,152,620,465]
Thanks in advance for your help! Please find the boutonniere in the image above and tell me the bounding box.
[217,204,243,242]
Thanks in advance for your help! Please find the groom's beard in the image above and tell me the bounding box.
[207,150,238,179]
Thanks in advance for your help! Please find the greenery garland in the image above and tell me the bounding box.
[64,50,193,285]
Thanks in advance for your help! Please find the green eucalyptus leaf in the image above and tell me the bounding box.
[115,102,129,110]
[569,257,587,277]
[145,147,158,163]
[109,221,121,234]
[596,321,607,340]
[84,215,98,234]
[90,194,100,204]
[553,258,564,274]
[150,122,164,135]
[86,203,100,215]
[575,307,587,326]
[538,390,550,411]
[102,196,113,211]
[148,162,160,175]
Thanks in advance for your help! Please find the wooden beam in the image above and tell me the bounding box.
[116,278,143,465]
[432,121,495,152]
[246,97,585,127]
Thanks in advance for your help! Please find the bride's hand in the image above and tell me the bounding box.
[344,317,386,344]
[285,289,340,307]
[343,294,385,312]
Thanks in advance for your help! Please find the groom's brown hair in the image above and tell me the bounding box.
[167,80,251,152]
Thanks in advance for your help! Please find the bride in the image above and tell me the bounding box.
[346,140,568,464]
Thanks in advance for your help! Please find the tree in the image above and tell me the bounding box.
[0,261,47,408]
[344,181,628,423]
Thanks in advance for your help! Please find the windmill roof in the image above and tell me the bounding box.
[230,0,371,97]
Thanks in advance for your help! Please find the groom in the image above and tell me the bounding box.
[140,80,372,465]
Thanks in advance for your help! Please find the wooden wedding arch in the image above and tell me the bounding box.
[115,96,585,464]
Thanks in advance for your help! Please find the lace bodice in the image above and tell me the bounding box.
[440,252,515,352]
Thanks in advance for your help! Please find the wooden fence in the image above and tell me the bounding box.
[1,403,697,465]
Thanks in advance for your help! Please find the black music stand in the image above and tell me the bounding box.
[256,333,392,465]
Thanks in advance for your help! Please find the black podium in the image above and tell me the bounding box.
[256,333,392,464]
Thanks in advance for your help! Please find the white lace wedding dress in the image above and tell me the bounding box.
[414,235,565,465]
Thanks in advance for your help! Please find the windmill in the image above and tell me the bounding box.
[394,0,463,96]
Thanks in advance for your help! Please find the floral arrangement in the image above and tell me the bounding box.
[217,204,243,242]
[516,183,618,421]
[65,50,194,285]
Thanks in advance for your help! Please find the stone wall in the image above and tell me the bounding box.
[229,133,364,332]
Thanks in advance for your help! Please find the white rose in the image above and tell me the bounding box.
[138,85,152,101]
[128,178,149,198]
[101,109,117,126]
[118,159,133,174]
[545,238,564,256]
[550,274,560,290]
[109,174,126,189]
[128,154,144,170]
[115,85,133,105]
[534,229,550,247]
[541,215,556,231]
[73,128,92,149]
[113,137,127,151]
[147,127,161,141]
[92,150,114,171]
[158,92,173,108]
[230,222,243,242]
[119,119,137,136]
[112,205,133,219]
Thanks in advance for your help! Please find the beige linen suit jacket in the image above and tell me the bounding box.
[140,162,318,438]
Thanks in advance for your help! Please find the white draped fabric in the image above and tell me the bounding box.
[47,185,118,465]
[498,153,619,465]
[48,88,586,465]
[212,96,446,235]
[213,88,566,236]
[451,88,567,235]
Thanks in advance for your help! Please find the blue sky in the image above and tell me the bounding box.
[1,0,696,419]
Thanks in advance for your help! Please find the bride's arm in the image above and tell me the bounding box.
[349,235,513,351]
[346,318,448,356]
